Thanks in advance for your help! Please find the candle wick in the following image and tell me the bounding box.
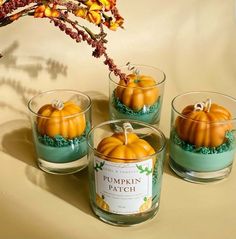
[204,98,212,112]
[52,99,64,110]
[123,122,133,145]
[126,62,140,79]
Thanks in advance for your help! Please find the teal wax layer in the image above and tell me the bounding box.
[35,137,87,163]
[170,130,236,172]
[33,122,90,163]
[110,93,161,124]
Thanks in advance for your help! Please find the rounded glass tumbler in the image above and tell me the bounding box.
[87,119,166,226]
[109,64,166,127]
[169,91,236,183]
[28,89,91,174]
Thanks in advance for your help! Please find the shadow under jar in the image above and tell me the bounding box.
[109,64,166,127]
[87,119,166,226]
[28,89,91,175]
[169,91,236,183]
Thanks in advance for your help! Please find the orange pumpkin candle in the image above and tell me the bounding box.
[88,120,166,224]
[169,92,236,183]
[175,98,232,147]
[97,132,155,162]
[28,90,92,174]
[95,128,156,213]
[37,100,86,139]
[115,74,159,112]
[109,65,166,128]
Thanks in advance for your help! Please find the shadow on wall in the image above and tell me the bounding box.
[0,41,68,80]
[0,78,40,106]
[0,92,110,217]
[0,41,70,107]
[0,45,110,216]
[0,90,110,167]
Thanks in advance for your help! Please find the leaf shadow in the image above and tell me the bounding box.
[0,41,67,80]
[0,91,110,218]
[0,88,110,217]
[0,77,40,106]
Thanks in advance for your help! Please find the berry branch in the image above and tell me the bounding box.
[0,0,126,80]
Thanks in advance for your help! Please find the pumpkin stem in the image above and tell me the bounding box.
[123,122,133,145]
[51,99,64,110]
[194,98,211,112]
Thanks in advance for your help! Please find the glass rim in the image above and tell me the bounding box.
[87,119,167,161]
[171,90,236,123]
[28,89,92,119]
[109,64,166,89]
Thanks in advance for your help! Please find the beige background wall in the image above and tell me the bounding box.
[0,0,236,135]
[1,1,236,239]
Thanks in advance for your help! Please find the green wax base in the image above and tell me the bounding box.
[111,93,161,124]
[35,137,87,163]
[33,123,90,163]
[170,131,236,172]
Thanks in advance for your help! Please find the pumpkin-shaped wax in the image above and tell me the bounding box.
[175,103,232,147]
[97,132,155,162]
[37,101,86,139]
[115,74,159,111]
[96,194,110,212]
[139,197,152,212]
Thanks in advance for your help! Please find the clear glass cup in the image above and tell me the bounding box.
[28,89,92,174]
[87,119,166,226]
[169,91,236,183]
[109,64,166,127]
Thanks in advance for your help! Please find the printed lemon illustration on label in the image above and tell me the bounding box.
[139,197,152,212]
[96,194,110,212]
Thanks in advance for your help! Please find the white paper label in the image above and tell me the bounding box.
[94,157,153,215]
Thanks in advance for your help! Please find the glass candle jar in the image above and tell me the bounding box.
[87,119,166,225]
[169,91,236,183]
[109,64,166,127]
[28,89,92,174]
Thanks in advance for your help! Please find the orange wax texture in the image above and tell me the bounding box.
[175,103,232,147]
[37,101,86,139]
[97,132,155,162]
[115,74,159,112]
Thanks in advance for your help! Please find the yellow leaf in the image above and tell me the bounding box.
[44,6,52,17]
[75,8,87,18]
[51,9,60,18]
[87,11,101,25]
[89,3,102,11]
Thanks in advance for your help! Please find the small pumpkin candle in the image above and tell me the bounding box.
[175,98,232,147]
[28,90,91,174]
[169,92,236,183]
[109,64,166,126]
[87,120,167,225]
[97,127,155,162]
[115,74,159,112]
[37,100,86,139]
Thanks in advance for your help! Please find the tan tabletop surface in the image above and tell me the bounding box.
[0,1,236,238]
